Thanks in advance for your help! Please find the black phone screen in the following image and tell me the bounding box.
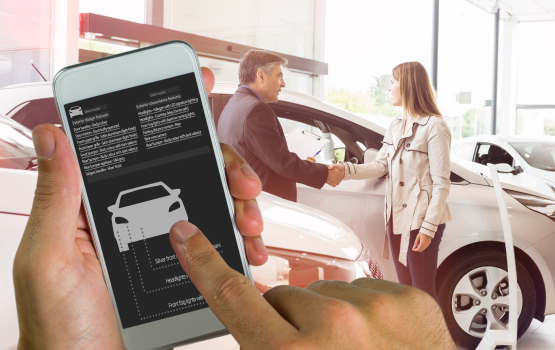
[63,72,245,329]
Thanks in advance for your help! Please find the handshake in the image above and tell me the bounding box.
[306,157,345,187]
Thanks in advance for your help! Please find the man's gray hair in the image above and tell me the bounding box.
[238,49,288,85]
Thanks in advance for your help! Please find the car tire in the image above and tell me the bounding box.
[437,250,535,349]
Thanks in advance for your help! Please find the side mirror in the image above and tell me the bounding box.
[495,163,514,173]
[174,189,181,195]
[108,205,115,213]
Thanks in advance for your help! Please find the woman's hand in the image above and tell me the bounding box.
[412,233,432,252]
[326,163,345,187]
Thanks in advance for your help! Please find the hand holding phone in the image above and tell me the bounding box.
[14,123,265,349]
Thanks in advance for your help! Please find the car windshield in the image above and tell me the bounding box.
[0,113,37,170]
[119,185,170,208]
[511,142,555,172]
[10,98,61,130]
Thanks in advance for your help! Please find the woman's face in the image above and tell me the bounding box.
[389,77,402,107]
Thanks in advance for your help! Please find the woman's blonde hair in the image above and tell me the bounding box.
[392,61,442,119]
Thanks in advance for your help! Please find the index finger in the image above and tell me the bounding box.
[169,221,297,348]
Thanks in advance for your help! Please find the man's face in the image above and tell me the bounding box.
[259,64,286,103]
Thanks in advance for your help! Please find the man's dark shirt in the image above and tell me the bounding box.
[217,86,328,202]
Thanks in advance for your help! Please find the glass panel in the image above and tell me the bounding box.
[475,144,490,163]
[80,0,146,24]
[166,0,315,59]
[516,109,555,137]
[438,0,493,140]
[511,142,555,172]
[474,143,513,166]
[517,22,555,105]
[453,142,476,161]
[0,0,51,88]
[325,0,432,119]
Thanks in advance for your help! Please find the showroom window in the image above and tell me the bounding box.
[167,0,316,94]
[79,0,318,95]
[516,21,555,137]
[437,0,493,140]
[325,0,432,119]
[0,0,51,88]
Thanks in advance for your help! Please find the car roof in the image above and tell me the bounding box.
[453,134,555,145]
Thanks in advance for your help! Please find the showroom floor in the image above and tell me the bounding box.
[177,315,555,350]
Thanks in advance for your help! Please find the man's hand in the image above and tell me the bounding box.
[13,68,267,349]
[306,156,316,163]
[326,163,345,187]
[413,232,432,252]
[169,221,457,350]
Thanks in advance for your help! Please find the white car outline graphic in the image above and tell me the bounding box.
[69,106,83,118]
[108,182,188,252]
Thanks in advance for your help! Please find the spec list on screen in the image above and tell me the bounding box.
[63,73,246,328]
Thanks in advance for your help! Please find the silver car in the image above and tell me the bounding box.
[452,135,555,198]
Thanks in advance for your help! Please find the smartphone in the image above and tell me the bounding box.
[52,41,252,350]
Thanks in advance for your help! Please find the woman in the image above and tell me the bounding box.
[330,61,452,303]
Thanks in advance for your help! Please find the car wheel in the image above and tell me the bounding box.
[437,250,535,349]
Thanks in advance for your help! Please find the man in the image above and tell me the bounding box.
[217,49,342,202]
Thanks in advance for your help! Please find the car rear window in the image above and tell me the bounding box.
[119,185,170,208]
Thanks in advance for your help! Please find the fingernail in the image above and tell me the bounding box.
[253,236,267,255]
[171,222,198,243]
[33,127,55,159]
[244,200,263,224]
[241,164,260,181]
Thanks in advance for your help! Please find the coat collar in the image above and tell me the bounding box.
[392,114,431,150]
[236,85,265,103]
[396,113,431,126]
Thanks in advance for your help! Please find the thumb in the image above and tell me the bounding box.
[24,124,82,251]
[413,236,419,250]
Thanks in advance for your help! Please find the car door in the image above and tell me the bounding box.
[470,142,536,190]
[265,107,390,278]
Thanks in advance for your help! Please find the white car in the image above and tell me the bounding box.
[2,82,555,348]
[0,82,60,129]
[0,112,380,350]
[108,182,188,252]
[451,135,555,198]
[208,83,555,349]
[69,106,83,117]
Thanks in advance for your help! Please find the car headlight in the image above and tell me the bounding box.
[544,180,555,193]
[115,217,129,224]
[505,189,555,222]
[169,201,181,212]
[355,244,383,280]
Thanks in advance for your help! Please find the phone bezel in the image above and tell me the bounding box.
[52,41,252,350]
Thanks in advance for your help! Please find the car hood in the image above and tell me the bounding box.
[523,165,555,183]
[258,191,362,261]
[0,168,362,261]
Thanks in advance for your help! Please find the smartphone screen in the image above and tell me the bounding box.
[62,72,245,329]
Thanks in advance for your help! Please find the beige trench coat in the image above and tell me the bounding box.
[343,114,453,266]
